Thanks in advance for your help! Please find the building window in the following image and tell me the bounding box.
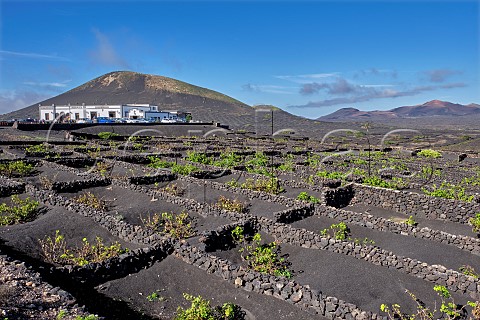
[109,111,116,118]
[45,113,50,121]
[90,111,97,120]
[75,113,80,120]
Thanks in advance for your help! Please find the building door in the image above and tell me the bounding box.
[90,111,97,120]
[75,113,80,120]
[109,111,116,118]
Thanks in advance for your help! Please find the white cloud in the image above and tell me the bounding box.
[0,50,70,61]
[275,72,338,83]
[242,84,297,94]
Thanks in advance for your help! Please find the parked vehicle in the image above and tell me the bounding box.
[76,118,93,124]
[97,117,115,124]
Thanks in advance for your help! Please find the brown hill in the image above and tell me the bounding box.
[0,71,250,121]
[0,71,369,136]
[318,100,480,122]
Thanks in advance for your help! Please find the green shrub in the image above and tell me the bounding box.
[245,152,274,176]
[231,227,291,278]
[277,154,295,172]
[186,151,214,165]
[0,160,35,177]
[320,222,350,240]
[469,213,480,233]
[422,181,474,202]
[97,132,119,140]
[362,176,398,189]
[141,211,194,239]
[147,156,174,169]
[226,179,240,188]
[172,164,199,175]
[296,191,320,204]
[217,196,248,213]
[174,293,243,320]
[39,230,127,266]
[214,152,243,168]
[73,192,107,210]
[380,285,477,319]
[316,170,345,180]
[240,178,284,194]
[25,144,49,153]
[0,195,39,226]
[459,265,479,278]
[417,149,442,158]
[405,215,418,226]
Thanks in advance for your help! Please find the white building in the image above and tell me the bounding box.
[38,103,190,122]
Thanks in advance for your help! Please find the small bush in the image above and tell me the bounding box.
[240,178,284,194]
[362,176,398,189]
[214,152,243,168]
[405,215,418,226]
[162,183,185,196]
[316,170,345,180]
[417,149,442,158]
[172,164,199,175]
[39,230,127,266]
[296,191,320,204]
[92,162,112,176]
[422,181,474,202]
[217,196,248,213]
[147,156,174,169]
[469,213,480,234]
[174,293,243,320]
[380,285,476,319]
[25,144,49,154]
[97,132,119,140]
[320,222,350,240]
[0,195,40,226]
[0,160,35,177]
[231,226,292,278]
[73,192,107,210]
[141,211,194,239]
[226,178,240,188]
[186,151,214,165]
[459,265,479,278]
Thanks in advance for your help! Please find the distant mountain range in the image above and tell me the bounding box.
[317,100,480,122]
[3,71,476,134]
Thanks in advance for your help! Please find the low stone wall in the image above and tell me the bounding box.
[274,204,314,223]
[324,184,355,208]
[258,216,480,299]
[45,157,98,168]
[128,173,177,185]
[174,242,381,320]
[351,184,480,224]
[25,151,73,157]
[57,242,172,285]
[50,177,111,192]
[0,176,26,196]
[198,220,255,252]
[315,205,480,256]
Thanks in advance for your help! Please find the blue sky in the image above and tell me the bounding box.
[1,0,479,119]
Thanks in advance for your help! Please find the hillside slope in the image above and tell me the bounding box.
[1,71,250,121]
